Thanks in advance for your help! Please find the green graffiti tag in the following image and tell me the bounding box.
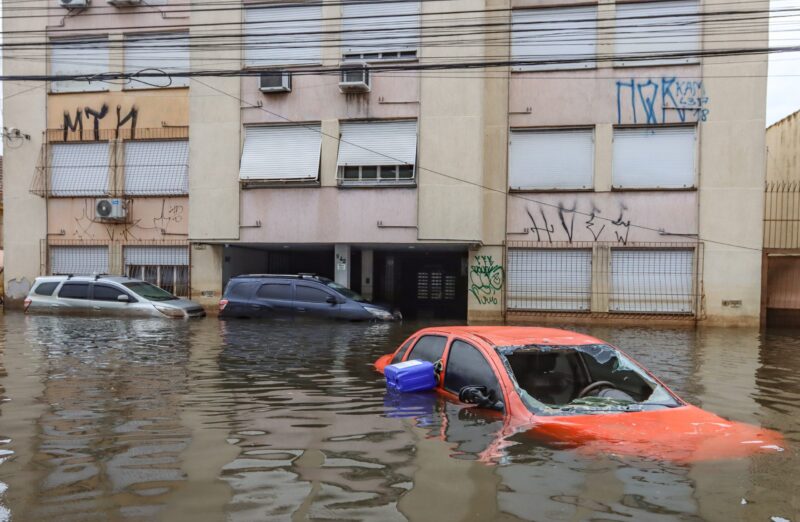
[469,255,504,305]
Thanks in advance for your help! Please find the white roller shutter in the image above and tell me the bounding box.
[512,7,597,71]
[50,143,110,197]
[124,246,189,266]
[240,125,322,181]
[615,1,700,66]
[50,39,109,93]
[245,5,322,66]
[124,140,189,195]
[342,1,420,54]
[509,129,594,190]
[612,127,695,188]
[610,249,694,313]
[125,33,189,89]
[507,249,592,311]
[338,121,417,166]
[50,246,109,275]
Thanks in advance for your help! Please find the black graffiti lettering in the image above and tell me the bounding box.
[611,211,631,245]
[83,104,109,141]
[585,212,606,241]
[557,204,576,243]
[63,109,84,141]
[116,105,138,139]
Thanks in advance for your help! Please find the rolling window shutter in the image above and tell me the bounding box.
[507,249,592,311]
[615,1,700,66]
[124,140,189,195]
[124,246,189,266]
[50,246,109,275]
[612,127,695,188]
[610,249,694,313]
[239,125,322,180]
[342,1,420,54]
[125,33,190,89]
[337,121,417,166]
[509,130,594,189]
[511,7,597,71]
[50,143,110,196]
[245,5,322,66]
[50,39,110,93]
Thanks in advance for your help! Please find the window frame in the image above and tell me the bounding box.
[611,125,697,190]
[508,127,595,191]
[49,37,111,94]
[58,282,90,300]
[90,283,137,302]
[123,32,191,90]
[338,164,416,186]
[255,282,293,301]
[442,339,505,402]
[293,283,336,304]
[511,6,598,72]
[406,334,448,364]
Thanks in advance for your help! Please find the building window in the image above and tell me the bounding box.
[124,33,190,89]
[50,38,110,93]
[124,140,189,195]
[239,125,322,182]
[614,1,701,67]
[511,7,597,71]
[341,1,420,61]
[50,246,110,275]
[245,5,322,67]
[337,120,417,186]
[507,249,592,311]
[124,246,190,296]
[509,129,594,190]
[50,143,110,197]
[610,249,695,314]
[612,127,696,188]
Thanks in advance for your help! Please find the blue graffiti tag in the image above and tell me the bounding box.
[617,77,709,124]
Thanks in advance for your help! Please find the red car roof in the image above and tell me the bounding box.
[415,326,603,347]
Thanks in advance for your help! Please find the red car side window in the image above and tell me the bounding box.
[444,340,503,401]
[391,338,415,364]
[407,335,447,364]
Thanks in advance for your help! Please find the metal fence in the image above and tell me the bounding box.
[505,241,703,319]
[764,181,800,249]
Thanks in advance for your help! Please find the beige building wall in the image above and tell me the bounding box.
[766,110,800,183]
[2,1,49,305]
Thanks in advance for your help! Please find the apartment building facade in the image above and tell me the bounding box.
[3,0,768,325]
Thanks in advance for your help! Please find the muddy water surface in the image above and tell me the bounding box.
[0,313,798,521]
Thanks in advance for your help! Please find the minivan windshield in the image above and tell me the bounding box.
[498,344,681,415]
[324,280,367,302]
[123,282,178,301]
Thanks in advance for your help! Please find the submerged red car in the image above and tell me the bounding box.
[375,326,785,463]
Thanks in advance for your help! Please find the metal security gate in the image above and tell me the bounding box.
[124,246,190,297]
[609,249,695,314]
[50,246,110,275]
[506,249,592,311]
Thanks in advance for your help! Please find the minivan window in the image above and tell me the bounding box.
[123,282,177,301]
[93,284,130,302]
[407,335,447,364]
[59,283,89,299]
[228,281,259,299]
[444,340,503,401]
[34,282,59,296]
[256,283,292,300]
[295,285,331,303]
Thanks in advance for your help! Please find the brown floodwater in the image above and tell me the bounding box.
[0,312,798,521]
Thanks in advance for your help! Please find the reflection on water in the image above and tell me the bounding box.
[0,314,798,521]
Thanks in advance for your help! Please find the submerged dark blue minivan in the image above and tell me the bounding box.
[219,274,401,321]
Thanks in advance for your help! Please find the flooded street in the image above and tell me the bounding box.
[0,313,798,521]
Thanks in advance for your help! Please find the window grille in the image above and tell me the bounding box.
[609,249,695,314]
[50,246,110,275]
[124,140,189,195]
[416,269,455,301]
[507,249,593,311]
[124,246,190,296]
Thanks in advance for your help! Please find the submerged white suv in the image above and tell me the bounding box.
[24,275,206,318]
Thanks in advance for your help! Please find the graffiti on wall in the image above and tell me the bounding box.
[68,198,185,241]
[525,202,633,245]
[469,255,504,305]
[63,103,139,141]
[616,77,709,125]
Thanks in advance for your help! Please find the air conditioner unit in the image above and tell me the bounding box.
[339,62,370,93]
[95,198,128,221]
[260,71,292,93]
[60,0,89,8]
[107,0,141,6]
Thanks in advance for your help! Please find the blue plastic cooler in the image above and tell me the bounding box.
[384,359,437,393]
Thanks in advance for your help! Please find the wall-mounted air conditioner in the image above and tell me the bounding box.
[60,0,89,8]
[339,62,370,93]
[95,198,128,221]
[260,71,292,93]
[107,0,142,6]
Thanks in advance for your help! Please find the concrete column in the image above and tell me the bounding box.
[467,245,504,324]
[334,244,351,287]
[591,244,610,312]
[361,249,374,300]
[190,244,224,310]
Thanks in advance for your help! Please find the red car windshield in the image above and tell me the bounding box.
[498,344,681,414]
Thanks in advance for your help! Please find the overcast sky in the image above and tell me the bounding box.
[0,3,797,135]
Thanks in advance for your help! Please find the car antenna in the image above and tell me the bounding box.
[66,274,74,280]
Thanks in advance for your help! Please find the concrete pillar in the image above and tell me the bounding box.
[591,244,610,312]
[190,243,224,310]
[467,245,505,324]
[361,249,374,300]
[334,244,351,287]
